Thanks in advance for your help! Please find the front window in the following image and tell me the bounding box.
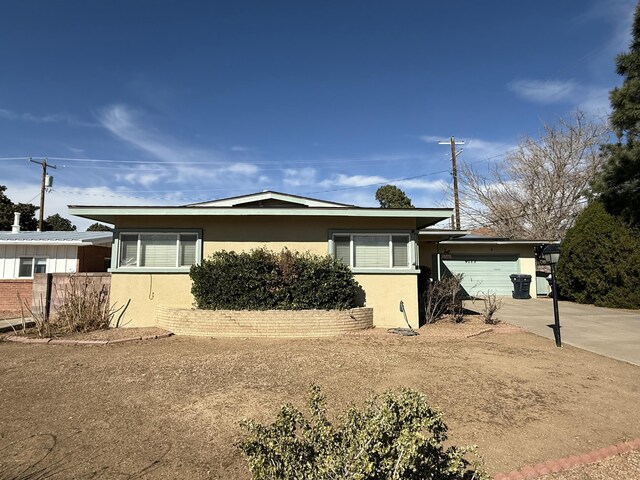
[332,233,414,270]
[117,232,199,269]
[18,257,47,277]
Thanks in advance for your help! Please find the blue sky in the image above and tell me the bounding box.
[0,0,635,229]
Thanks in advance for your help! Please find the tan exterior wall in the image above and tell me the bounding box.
[354,273,419,328]
[109,215,420,329]
[419,242,537,282]
[110,273,193,327]
[156,305,373,337]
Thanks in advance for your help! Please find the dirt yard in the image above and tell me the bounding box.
[1,328,639,479]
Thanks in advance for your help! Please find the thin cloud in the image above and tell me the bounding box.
[98,104,262,187]
[99,104,196,163]
[319,174,447,192]
[230,145,253,152]
[320,174,388,188]
[0,108,95,127]
[507,79,611,115]
[508,79,578,104]
[283,168,317,187]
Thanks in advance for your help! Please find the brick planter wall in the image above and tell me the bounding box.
[0,280,33,317]
[156,305,373,337]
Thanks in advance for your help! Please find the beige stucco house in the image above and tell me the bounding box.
[69,191,543,330]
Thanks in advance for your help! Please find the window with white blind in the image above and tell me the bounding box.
[117,232,200,269]
[332,233,414,270]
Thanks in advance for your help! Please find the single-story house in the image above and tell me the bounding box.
[0,224,112,316]
[68,191,546,329]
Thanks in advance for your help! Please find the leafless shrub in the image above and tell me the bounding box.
[19,292,53,337]
[55,275,115,333]
[424,274,465,324]
[473,291,504,325]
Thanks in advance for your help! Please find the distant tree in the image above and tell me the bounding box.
[43,213,76,231]
[375,185,414,208]
[0,185,39,231]
[459,111,609,240]
[595,2,640,227]
[556,201,640,309]
[86,222,112,232]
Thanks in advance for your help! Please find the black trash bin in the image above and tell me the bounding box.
[510,274,532,299]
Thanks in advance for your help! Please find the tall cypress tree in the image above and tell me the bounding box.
[597,2,640,226]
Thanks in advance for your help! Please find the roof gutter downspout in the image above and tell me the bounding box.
[436,241,441,281]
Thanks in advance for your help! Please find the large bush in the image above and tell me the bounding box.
[238,386,487,480]
[556,201,640,309]
[190,248,361,310]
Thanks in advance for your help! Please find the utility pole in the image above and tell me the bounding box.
[29,157,56,231]
[438,137,464,230]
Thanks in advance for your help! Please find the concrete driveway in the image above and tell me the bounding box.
[495,297,640,366]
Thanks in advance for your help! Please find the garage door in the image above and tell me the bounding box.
[440,255,519,296]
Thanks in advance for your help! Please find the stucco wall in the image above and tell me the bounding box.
[109,215,420,329]
[110,273,193,327]
[156,305,373,337]
[354,273,419,328]
[419,242,537,283]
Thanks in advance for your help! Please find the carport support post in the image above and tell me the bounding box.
[550,263,561,347]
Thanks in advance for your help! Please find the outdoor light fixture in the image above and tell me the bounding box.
[542,243,562,347]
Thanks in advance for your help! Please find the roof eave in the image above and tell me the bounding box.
[68,206,453,228]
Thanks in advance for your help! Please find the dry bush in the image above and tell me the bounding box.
[424,274,465,324]
[473,291,504,325]
[18,292,53,337]
[55,275,114,333]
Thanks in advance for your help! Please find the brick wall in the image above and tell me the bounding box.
[156,305,373,337]
[32,273,111,319]
[0,280,33,318]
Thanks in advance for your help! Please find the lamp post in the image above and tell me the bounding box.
[542,244,562,347]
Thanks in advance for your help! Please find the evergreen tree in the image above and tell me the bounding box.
[375,185,414,208]
[597,2,640,226]
[556,202,640,309]
[86,222,113,232]
[43,213,76,231]
[0,185,39,231]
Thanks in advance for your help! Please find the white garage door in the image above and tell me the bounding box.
[440,255,519,296]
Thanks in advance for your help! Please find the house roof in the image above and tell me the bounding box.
[418,229,469,242]
[440,233,549,245]
[69,191,453,229]
[186,191,356,208]
[0,231,112,246]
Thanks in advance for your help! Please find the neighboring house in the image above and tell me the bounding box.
[68,191,546,330]
[0,228,112,316]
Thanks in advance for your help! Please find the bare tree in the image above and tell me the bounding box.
[458,111,609,240]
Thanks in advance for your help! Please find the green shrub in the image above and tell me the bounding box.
[190,248,361,310]
[238,386,487,480]
[556,201,640,309]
